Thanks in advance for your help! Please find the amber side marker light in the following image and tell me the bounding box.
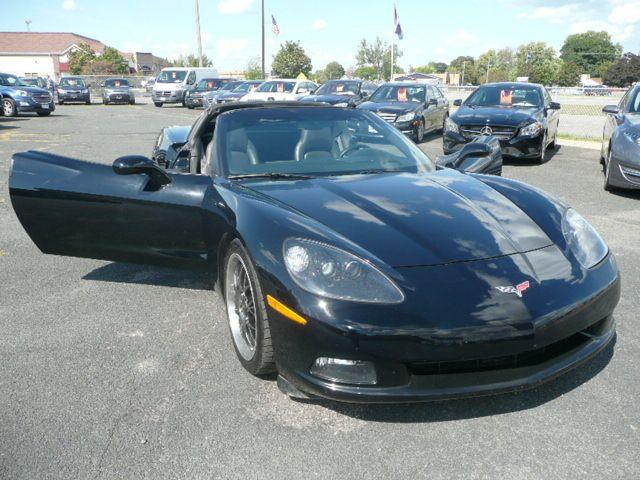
[266,295,308,325]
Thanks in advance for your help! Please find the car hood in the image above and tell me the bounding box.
[452,105,541,126]
[240,169,553,267]
[242,91,297,101]
[301,94,357,104]
[5,85,49,94]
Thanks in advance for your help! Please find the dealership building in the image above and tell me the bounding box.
[0,32,167,79]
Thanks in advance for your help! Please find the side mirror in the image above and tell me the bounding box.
[428,98,438,106]
[361,91,370,98]
[100,82,105,87]
[436,136,503,176]
[453,99,462,107]
[113,155,171,188]
[548,101,561,110]
[602,105,619,115]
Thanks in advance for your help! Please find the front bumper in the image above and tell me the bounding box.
[104,92,132,103]
[444,130,544,158]
[607,145,640,190]
[16,96,55,113]
[58,91,90,103]
[185,96,205,107]
[152,90,183,104]
[267,249,620,403]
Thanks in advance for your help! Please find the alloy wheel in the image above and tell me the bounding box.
[225,252,258,361]
[3,99,15,116]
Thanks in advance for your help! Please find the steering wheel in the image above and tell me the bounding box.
[338,144,373,159]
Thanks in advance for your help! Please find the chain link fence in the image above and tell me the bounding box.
[439,85,626,141]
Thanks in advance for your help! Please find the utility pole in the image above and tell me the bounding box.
[461,61,466,86]
[390,41,395,81]
[261,0,266,78]
[195,0,203,67]
[25,20,32,32]
[485,63,490,84]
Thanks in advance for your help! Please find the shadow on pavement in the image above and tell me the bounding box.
[303,335,615,423]
[83,262,211,291]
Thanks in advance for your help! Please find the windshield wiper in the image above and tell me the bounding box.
[228,172,316,180]
[349,168,409,175]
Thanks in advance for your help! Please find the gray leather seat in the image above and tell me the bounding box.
[294,128,334,162]
[227,129,259,171]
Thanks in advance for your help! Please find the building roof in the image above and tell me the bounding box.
[0,32,106,54]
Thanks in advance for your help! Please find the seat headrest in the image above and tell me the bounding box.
[228,129,249,152]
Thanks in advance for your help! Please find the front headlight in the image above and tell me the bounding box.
[445,117,459,133]
[396,112,416,123]
[15,90,29,97]
[334,102,349,108]
[561,208,608,269]
[57,88,67,94]
[283,238,404,304]
[519,121,543,137]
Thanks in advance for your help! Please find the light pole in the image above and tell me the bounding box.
[25,20,32,32]
[261,0,265,78]
[195,0,203,67]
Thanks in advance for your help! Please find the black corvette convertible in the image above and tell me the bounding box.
[10,103,619,403]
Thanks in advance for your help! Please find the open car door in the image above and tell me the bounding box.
[9,151,212,270]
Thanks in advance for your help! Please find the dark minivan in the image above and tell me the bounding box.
[444,82,560,163]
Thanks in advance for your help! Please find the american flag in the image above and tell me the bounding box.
[271,15,280,36]
[394,5,403,40]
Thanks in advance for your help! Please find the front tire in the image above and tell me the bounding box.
[535,131,548,164]
[154,102,163,107]
[604,147,617,192]
[36,111,51,116]
[223,240,275,376]
[414,119,425,143]
[3,97,17,116]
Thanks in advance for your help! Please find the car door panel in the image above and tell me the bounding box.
[9,150,213,270]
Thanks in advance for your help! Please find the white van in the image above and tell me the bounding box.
[152,67,219,107]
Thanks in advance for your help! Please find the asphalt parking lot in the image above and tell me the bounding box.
[1,103,639,479]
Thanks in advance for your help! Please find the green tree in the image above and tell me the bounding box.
[99,47,129,74]
[353,65,378,80]
[244,57,263,80]
[430,62,448,73]
[560,31,622,78]
[448,56,477,84]
[356,37,402,80]
[556,60,581,86]
[170,53,213,67]
[414,64,435,74]
[477,48,516,83]
[604,52,640,87]
[324,61,345,80]
[516,42,560,85]
[68,42,97,74]
[271,41,312,78]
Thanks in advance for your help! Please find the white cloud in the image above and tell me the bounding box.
[62,0,76,10]
[216,38,249,59]
[569,19,635,42]
[312,19,327,30]
[218,0,253,15]
[521,4,578,23]
[446,28,477,47]
[609,2,640,25]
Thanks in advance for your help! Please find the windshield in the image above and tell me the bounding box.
[315,81,361,96]
[466,85,542,107]
[157,70,187,83]
[59,78,86,88]
[256,81,295,93]
[370,85,425,103]
[0,73,27,87]
[105,79,129,88]
[216,107,434,177]
[20,78,39,86]
[196,79,226,90]
[629,88,640,113]
[233,82,262,93]
[222,81,242,91]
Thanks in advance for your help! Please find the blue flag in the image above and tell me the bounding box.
[394,5,403,39]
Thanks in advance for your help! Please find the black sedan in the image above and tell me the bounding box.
[299,79,378,106]
[358,82,449,143]
[445,82,560,163]
[215,80,264,104]
[56,76,91,105]
[9,103,619,403]
[185,78,231,109]
[601,83,640,191]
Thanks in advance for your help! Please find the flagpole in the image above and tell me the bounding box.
[390,41,394,81]
[261,0,266,78]
[195,0,203,67]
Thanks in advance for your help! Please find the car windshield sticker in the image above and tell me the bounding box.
[208,81,214,88]
[337,84,344,92]
[277,83,285,93]
[500,89,513,105]
[397,87,407,102]
[115,80,121,87]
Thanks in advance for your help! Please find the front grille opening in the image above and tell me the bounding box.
[408,323,600,376]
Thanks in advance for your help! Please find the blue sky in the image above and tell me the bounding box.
[2,0,640,72]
